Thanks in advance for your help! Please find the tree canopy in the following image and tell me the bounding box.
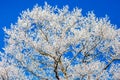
[0,3,120,80]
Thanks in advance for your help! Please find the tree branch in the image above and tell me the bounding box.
[96,59,120,80]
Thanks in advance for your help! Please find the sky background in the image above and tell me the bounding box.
[0,0,120,52]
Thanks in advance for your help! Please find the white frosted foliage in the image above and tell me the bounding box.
[0,3,120,80]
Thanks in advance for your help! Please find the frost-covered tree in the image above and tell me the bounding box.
[1,3,120,80]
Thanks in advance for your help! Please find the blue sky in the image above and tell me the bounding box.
[0,0,120,52]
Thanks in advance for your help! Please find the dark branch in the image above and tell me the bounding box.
[103,59,120,70]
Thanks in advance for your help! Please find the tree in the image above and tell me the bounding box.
[1,3,120,80]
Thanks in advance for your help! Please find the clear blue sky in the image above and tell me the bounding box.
[0,0,120,51]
